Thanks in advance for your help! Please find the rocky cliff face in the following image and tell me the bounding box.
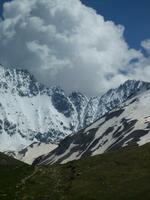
[0,65,78,152]
[36,89,150,165]
[1,64,150,156]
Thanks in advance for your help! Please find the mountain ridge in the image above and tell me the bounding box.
[1,64,150,163]
[35,89,150,165]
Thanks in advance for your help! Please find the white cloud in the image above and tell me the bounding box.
[0,0,149,96]
[127,39,150,82]
[141,39,150,52]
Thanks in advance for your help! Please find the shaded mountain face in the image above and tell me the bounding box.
[0,65,86,153]
[36,89,150,165]
[0,64,150,157]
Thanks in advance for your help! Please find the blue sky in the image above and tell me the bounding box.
[0,0,150,95]
[0,0,150,50]
[81,0,150,50]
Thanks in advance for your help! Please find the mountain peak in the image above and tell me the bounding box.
[1,64,150,163]
[83,79,150,126]
[36,88,150,165]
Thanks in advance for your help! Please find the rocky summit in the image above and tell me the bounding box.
[1,64,150,163]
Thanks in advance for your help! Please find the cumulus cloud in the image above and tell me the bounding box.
[0,0,149,96]
[127,39,150,81]
[141,39,150,51]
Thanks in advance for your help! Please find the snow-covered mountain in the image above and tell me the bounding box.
[83,80,150,126]
[36,89,150,165]
[4,142,57,164]
[0,65,85,153]
[1,64,150,163]
[17,142,57,164]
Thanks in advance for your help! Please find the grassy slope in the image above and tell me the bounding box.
[0,152,33,200]
[1,144,150,200]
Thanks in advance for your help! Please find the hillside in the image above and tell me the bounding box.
[1,64,150,164]
[0,152,33,200]
[35,89,150,165]
[1,144,150,199]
